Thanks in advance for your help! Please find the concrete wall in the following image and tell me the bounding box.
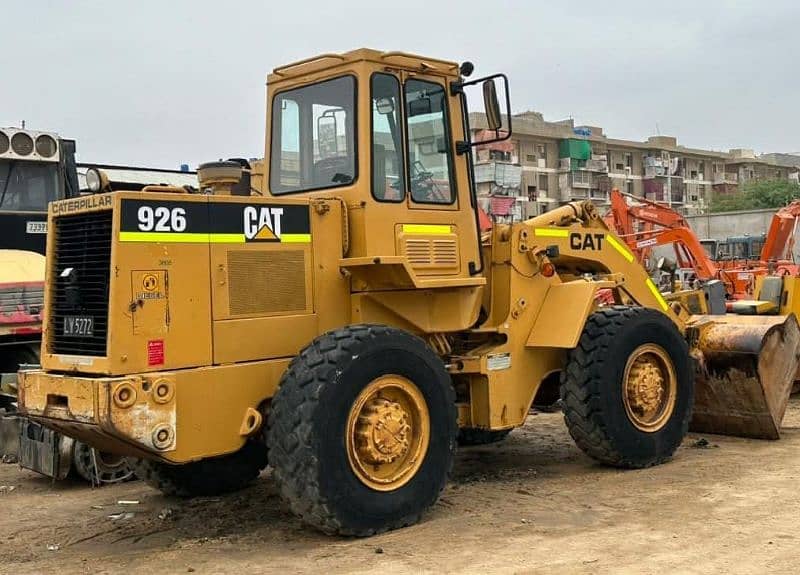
[685,208,775,240]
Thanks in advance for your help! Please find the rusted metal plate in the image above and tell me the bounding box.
[690,314,800,439]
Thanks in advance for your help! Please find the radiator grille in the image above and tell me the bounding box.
[227,250,306,315]
[49,210,113,356]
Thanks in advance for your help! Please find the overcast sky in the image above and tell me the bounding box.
[2,1,798,169]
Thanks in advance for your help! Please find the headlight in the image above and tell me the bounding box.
[85,168,102,192]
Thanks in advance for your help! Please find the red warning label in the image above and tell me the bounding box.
[147,339,164,366]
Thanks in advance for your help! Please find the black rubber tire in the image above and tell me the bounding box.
[560,306,694,469]
[457,428,512,446]
[267,324,457,536]
[130,440,267,497]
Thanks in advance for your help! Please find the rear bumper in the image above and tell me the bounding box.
[18,358,290,464]
[19,370,176,460]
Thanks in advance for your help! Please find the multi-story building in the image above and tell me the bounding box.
[469,111,799,220]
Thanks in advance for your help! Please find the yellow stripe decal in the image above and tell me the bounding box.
[280,233,312,243]
[402,224,451,235]
[646,278,669,311]
[119,232,210,243]
[606,234,634,263]
[120,232,310,244]
[208,234,246,243]
[533,228,569,238]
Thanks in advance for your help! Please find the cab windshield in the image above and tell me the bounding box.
[270,75,357,194]
[0,160,61,212]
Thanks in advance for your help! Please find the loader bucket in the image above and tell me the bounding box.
[689,314,800,439]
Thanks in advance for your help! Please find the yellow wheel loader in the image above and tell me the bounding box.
[18,49,800,536]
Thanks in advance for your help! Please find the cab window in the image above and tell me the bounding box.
[270,75,357,194]
[371,73,405,202]
[0,160,60,211]
[404,79,456,204]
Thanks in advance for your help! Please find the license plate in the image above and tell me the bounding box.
[63,316,93,337]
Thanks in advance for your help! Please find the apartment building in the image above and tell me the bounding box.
[470,111,799,221]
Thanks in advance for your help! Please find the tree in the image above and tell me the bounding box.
[710,179,800,213]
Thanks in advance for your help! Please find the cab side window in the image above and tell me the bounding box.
[404,79,456,204]
[371,74,405,201]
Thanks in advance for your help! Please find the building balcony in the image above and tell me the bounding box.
[713,172,738,184]
[473,161,522,187]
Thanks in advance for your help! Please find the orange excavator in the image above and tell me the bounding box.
[760,199,800,275]
[604,189,757,297]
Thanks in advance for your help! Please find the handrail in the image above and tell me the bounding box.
[272,53,347,76]
[380,51,458,71]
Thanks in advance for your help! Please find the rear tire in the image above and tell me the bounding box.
[130,441,267,497]
[267,324,457,536]
[560,306,693,469]
[457,428,512,446]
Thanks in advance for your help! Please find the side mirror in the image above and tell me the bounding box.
[483,80,502,131]
[451,72,512,155]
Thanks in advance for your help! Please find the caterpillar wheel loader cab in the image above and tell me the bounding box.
[18,49,800,536]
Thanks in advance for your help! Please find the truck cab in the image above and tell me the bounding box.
[0,128,79,369]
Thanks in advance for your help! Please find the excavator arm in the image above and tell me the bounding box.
[760,199,800,263]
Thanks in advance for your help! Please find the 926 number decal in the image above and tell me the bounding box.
[137,206,187,232]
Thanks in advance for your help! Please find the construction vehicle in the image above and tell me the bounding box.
[759,199,800,275]
[16,49,800,536]
[603,189,754,296]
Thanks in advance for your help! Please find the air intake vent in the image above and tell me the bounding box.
[227,250,306,316]
[400,236,459,275]
[49,211,113,356]
[432,239,458,266]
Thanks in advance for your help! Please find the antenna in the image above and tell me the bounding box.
[655,122,661,135]
[21,120,26,129]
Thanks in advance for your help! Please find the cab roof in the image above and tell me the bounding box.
[267,48,460,84]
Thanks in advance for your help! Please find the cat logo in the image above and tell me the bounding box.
[570,232,605,251]
[243,206,284,241]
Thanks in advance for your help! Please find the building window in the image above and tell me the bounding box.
[626,180,634,195]
[615,163,625,171]
[538,174,548,191]
[573,171,590,185]
[527,185,537,201]
[489,150,511,162]
[526,154,536,163]
[624,153,633,168]
[536,144,547,163]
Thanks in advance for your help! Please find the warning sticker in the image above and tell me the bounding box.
[487,352,511,371]
[147,340,165,366]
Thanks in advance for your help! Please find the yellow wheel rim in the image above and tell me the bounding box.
[346,375,430,492]
[622,344,677,433]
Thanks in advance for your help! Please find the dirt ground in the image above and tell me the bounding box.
[2,402,800,575]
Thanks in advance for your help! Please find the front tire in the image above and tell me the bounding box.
[560,306,693,468]
[267,324,457,536]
